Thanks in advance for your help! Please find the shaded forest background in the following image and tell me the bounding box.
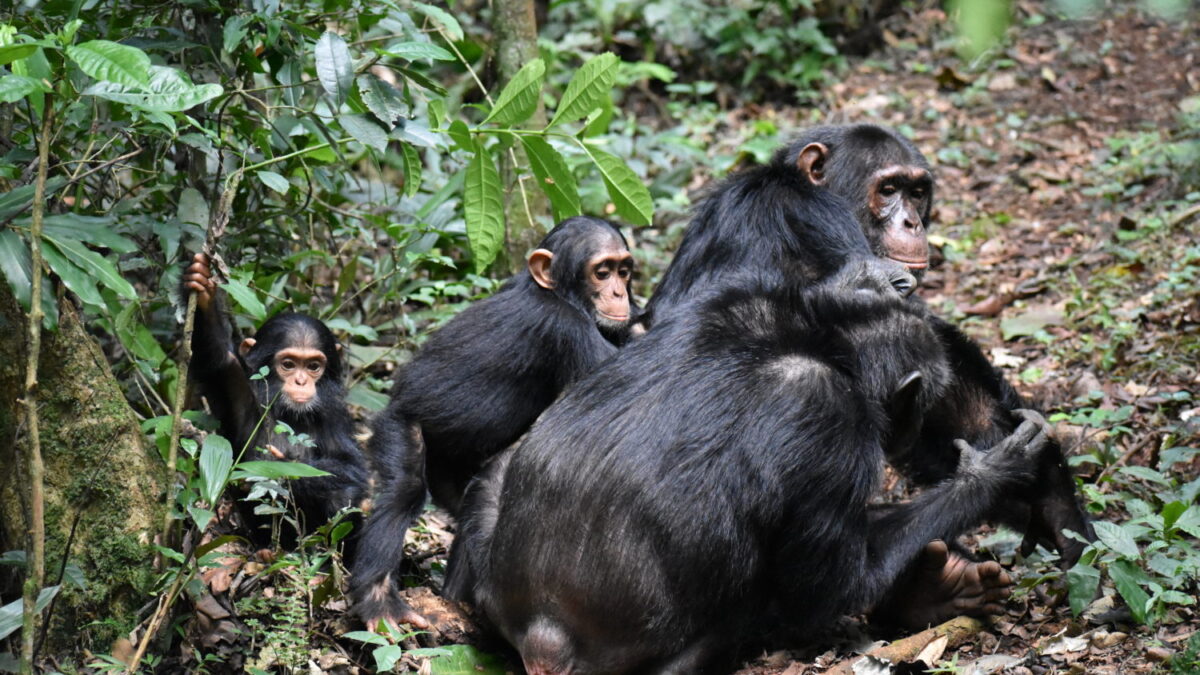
[0,0,1197,672]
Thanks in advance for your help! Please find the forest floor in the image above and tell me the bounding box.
[181,3,1200,674]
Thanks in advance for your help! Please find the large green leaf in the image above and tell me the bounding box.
[85,65,222,112]
[0,586,59,641]
[257,170,290,195]
[428,645,508,675]
[0,44,36,66]
[358,74,406,126]
[586,147,653,226]
[548,53,618,129]
[40,232,136,299]
[400,142,423,197]
[233,461,331,480]
[315,31,354,106]
[520,136,580,221]
[483,58,544,127]
[1109,560,1152,624]
[464,141,504,273]
[41,239,104,307]
[413,2,464,41]
[0,177,67,220]
[66,40,150,87]
[381,41,454,62]
[1093,520,1140,559]
[222,275,267,322]
[1066,562,1101,616]
[199,434,234,507]
[43,214,132,252]
[0,74,49,104]
[0,228,57,329]
[340,113,389,153]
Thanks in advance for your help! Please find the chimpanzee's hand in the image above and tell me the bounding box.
[953,409,1050,487]
[184,252,217,311]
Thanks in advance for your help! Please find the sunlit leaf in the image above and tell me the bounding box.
[381,41,454,62]
[401,143,423,197]
[199,434,234,506]
[521,136,580,221]
[0,74,49,103]
[315,31,354,106]
[257,170,290,195]
[1093,521,1140,559]
[340,113,389,153]
[413,2,464,41]
[66,40,150,87]
[428,645,508,675]
[85,65,222,112]
[222,276,267,322]
[358,74,406,126]
[586,146,653,226]
[0,44,36,66]
[483,58,544,127]
[549,53,618,129]
[464,141,504,273]
[233,461,331,480]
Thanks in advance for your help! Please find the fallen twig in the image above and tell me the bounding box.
[824,616,984,675]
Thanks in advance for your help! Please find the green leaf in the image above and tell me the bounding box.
[0,178,67,221]
[233,461,332,480]
[188,505,216,531]
[222,276,267,322]
[464,141,504,274]
[0,74,49,103]
[358,74,406,126]
[0,585,59,641]
[315,31,354,106]
[1119,465,1171,486]
[257,170,290,195]
[413,2,464,41]
[0,228,32,309]
[521,136,580,221]
[1066,562,1100,616]
[66,40,150,87]
[428,645,508,675]
[1174,506,1200,539]
[0,44,37,66]
[347,382,389,412]
[381,41,454,62]
[340,113,390,153]
[483,58,544,127]
[177,187,209,226]
[222,15,251,55]
[1161,501,1187,530]
[41,239,104,307]
[1109,560,1151,624]
[586,146,653,226]
[85,65,222,112]
[374,644,404,672]
[199,434,234,506]
[395,65,448,96]
[447,120,472,151]
[1093,521,1140,559]
[428,99,446,131]
[548,52,618,129]
[43,214,133,253]
[342,631,388,646]
[40,232,137,299]
[400,143,423,197]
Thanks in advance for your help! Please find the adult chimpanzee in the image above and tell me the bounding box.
[446,261,1053,674]
[184,254,369,548]
[641,124,1093,572]
[351,216,638,630]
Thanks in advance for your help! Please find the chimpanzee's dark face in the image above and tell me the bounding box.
[585,240,634,333]
[867,165,933,273]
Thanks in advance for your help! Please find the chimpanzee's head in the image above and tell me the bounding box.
[527,216,636,343]
[239,313,344,416]
[781,124,935,278]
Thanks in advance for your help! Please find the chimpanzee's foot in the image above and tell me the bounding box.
[355,575,432,632]
[875,540,1012,629]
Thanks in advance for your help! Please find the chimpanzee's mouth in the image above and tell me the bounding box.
[597,310,629,322]
[889,256,929,270]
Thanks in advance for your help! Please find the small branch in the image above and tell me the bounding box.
[825,616,984,675]
[19,92,54,675]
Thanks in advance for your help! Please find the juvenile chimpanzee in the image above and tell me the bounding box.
[351,216,637,630]
[184,254,369,549]
[641,124,1092,573]
[446,261,1053,674]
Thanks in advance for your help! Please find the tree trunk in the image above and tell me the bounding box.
[493,0,550,274]
[0,282,164,656]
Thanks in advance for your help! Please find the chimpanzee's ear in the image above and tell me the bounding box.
[527,249,555,290]
[797,142,829,186]
[239,337,256,358]
[336,343,343,353]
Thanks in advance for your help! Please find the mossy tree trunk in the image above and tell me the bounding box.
[0,282,164,657]
[493,0,550,274]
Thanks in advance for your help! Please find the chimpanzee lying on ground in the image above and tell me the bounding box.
[351,216,638,630]
[642,123,1093,574]
[446,254,1053,674]
[184,254,369,555]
